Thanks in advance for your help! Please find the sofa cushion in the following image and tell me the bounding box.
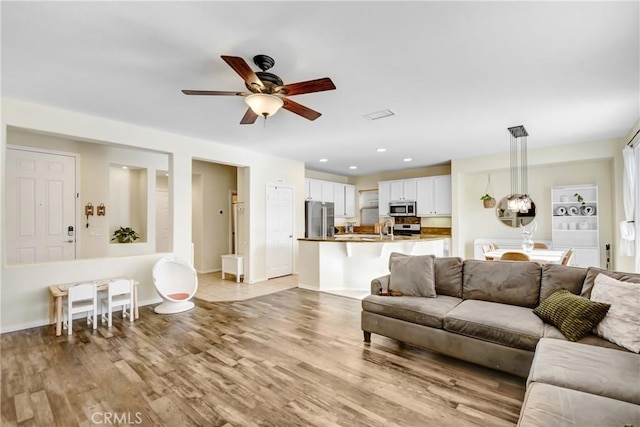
[533,289,610,342]
[443,300,543,351]
[542,324,628,352]
[434,257,463,298]
[518,382,640,427]
[362,295,462,329]
[590,273,640,353]
[581,267,640,298]
[527,338,640,405]
[462,259,541,308]
[540,263,587,301]
[388,253,436,297]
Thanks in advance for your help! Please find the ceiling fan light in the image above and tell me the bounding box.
[245,94,284,117]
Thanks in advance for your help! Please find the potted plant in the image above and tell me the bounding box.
[573,193,585,215]
[481,194,496,208]
[111,227,140,243]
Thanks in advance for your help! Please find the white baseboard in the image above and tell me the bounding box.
[196,268,221,274]
[0,297,164,334]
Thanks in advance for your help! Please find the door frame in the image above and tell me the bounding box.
[229,189,238,255]
[7,144,81,262]
[265,183,295,279]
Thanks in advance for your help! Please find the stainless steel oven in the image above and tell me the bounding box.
[389,201,416,217]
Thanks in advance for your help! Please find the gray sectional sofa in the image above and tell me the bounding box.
[361,257,640,426]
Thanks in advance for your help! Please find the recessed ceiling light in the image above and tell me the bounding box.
[319,158,328,162]
[364,109,395,120]
[349,166,358,170]
[122,166,128,169]
[376,148,387,152]
[403,158,413,162]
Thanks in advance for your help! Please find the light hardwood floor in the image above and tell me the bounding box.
[1,288,525,426]
[195,272,298,302]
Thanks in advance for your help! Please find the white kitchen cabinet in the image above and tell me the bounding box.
[305,178,323,200]
[390,179,417,201]
[551,184,600,267]
[333,183,356,217]
[344,184,356,217]
[416,175,451,216]
[378,182,391,216]
[305,178,334,202]
[321,182,334,203]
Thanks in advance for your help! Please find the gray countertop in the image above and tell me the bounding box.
[298,234,449,243]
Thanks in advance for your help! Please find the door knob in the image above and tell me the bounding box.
[65,240,74,243]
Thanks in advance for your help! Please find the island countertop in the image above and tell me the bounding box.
[298,235,450,295]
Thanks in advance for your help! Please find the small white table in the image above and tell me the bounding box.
[484,249,566,264]
[49,278,139,336]
[221,254,244,282]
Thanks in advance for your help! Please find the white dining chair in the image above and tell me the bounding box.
[101,279,134,328]
[561,248,575,266]
[63,282,98,335]
[500,252,531,262]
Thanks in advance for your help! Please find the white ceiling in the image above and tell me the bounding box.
[2,1,638,176]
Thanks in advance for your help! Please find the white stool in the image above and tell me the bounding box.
[221,254,244,283]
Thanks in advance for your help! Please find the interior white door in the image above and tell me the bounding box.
[6,148,77,264]
[266,185,294,278]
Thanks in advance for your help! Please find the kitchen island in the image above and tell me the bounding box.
[298,234,449,298]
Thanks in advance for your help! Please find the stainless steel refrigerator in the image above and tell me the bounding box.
[305,201,335,238]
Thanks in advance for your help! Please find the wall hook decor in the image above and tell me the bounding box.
[97,203,106,216]
[85,202,94,228]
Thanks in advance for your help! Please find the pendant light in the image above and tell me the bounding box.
[506,125,531,213]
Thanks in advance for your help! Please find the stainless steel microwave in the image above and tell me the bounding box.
[389,201,416,217]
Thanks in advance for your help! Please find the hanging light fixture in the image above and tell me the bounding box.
[245,94,284,118]
[506,125,532,213]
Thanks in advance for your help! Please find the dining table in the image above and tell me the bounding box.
[49,277,139,336]
[483,248,566,264]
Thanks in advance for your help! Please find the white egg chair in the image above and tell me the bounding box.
[152,256,198,314]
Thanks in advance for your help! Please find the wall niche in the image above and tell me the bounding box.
[109,164,147,244]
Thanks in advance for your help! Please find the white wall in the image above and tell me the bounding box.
[452,135,631,271]
[7,128,168,259]
[1,98,305,332]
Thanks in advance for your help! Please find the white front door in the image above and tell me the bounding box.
[266,185,294,278]
[6,148,77,264]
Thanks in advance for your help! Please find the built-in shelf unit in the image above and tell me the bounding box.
[551,184,599,267]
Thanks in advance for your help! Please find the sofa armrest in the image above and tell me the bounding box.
[371,275,390,295]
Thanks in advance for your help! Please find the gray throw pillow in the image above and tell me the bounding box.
[388,252,436,297]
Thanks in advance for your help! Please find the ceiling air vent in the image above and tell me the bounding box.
[364,109,395,120]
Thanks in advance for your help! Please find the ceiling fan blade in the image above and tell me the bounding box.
[282,98,322,121]
[221,55,264,91]
[277,77,336,96]
[240,108,259,125]
[182,90,247,96]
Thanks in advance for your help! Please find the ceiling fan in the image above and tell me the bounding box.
[182,54,336,124]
